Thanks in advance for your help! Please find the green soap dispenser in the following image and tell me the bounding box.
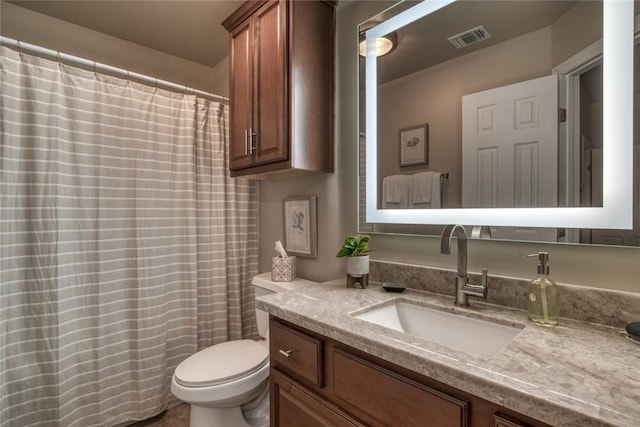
[526,252,559,326]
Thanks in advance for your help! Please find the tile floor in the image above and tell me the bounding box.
[128,403,190,427]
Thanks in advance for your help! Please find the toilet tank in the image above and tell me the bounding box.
[252,272,317,338]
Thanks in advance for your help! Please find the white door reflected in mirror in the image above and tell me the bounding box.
[462,75,559,241]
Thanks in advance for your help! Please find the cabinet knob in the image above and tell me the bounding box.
[279,349,294,358]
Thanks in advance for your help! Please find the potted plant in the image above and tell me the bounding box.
[336,234,371,277]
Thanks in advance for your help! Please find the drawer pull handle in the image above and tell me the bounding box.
[279,349,294,358]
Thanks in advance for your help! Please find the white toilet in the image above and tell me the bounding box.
[171,272,317,427]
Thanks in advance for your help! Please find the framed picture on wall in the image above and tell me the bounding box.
[282,196,318,258]
[399,124,429,166]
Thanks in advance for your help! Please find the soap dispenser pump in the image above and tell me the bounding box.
[526,252,559,326]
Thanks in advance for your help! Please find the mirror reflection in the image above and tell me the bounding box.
[358,0,639,246]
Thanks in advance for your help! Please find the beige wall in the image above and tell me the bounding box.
[551,0,602,67]
[2,0,638,293]
[0,1,218,93]
[212,57,229,98]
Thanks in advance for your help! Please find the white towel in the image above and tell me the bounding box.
[430,174,442,208]
[382,175,411,208]
[410,172,442,209]
[412,171,434,203]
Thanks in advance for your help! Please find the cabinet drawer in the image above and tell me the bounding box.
[270,320,324,386]
[333,348,468,427]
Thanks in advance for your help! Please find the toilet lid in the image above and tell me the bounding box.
[174,340,268,387]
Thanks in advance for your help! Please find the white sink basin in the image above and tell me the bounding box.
[353,300,522,357]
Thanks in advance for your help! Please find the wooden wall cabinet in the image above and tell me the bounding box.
[222,0,335,179]
[269,318,551,427]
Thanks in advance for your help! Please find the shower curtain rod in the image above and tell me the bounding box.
[1,36,227,103]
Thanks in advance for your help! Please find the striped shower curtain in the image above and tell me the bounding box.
[0,46,258,426]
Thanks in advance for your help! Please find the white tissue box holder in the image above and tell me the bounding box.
[271,256,296,282]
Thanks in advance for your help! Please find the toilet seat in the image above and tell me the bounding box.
[174,340,268,388]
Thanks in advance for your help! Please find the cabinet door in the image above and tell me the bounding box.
[253,0,287,165]
[271,370,365,427]
[229,18,254,170]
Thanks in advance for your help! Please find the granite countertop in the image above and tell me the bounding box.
[257,280,640,427]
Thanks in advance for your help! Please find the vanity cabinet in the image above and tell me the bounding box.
[222,0,335,179]
[269,318,550,427]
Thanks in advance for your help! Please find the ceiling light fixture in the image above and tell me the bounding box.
[359,31,397,57]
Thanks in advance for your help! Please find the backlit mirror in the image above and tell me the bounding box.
[358,0,637,244]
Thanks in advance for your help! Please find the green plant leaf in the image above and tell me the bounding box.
[336,233,371,257]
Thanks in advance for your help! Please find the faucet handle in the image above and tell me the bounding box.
[471,226,492,239]
[480,267,489,297]
[461,268,489,299]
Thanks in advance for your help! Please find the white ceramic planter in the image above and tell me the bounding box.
[345,255,370,277]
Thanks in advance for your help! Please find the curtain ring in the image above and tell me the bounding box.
[56,51,61,63]
[16,40,21,52]
[93,60,97,76]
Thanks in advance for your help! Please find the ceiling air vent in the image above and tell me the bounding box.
[447,25,492,49]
